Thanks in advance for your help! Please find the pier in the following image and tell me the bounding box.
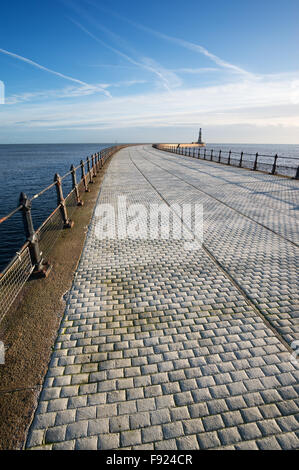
[21,144,299,450]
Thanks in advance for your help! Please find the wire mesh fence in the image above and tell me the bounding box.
[64,188,78,219]
[37,206,65,261]
[154,145,299,179]
[0,145,126,321]
[0,244,34,321]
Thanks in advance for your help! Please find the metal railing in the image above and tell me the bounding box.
[153,144,299,179]
[0,145,125,321]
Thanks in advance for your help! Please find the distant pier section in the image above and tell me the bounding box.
[156,127,206,149]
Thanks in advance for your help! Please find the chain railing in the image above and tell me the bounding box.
[0,145,125,321]
[153,144,299,179]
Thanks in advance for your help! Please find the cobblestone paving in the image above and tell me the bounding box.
[26,146,299,450]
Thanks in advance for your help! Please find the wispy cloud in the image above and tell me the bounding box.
[0,47,111,97]
[143,30,254,78]
[69,18,181,91]
[5,79,146,105]
[172,67,220,74]
[2,74,299,131]
[83,1,253,78]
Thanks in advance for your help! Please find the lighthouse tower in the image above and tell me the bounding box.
[197,128,203,144]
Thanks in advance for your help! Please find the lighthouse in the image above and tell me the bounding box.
[191,127,206,146]
[197,128,203,144]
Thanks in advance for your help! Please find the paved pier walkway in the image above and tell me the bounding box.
[27,145,298,450]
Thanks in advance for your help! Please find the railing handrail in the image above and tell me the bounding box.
[0,145,119,224]
[153,144,299,179]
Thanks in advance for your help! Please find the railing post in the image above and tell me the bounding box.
[295,166,299,180]
[210,149,213,161]
[239,151,243,167]
[218,150,221,163]
[204,148,206,160]
[81,159,89,192]
[228,150,231,165]
[71,164,83,206]
[198,148,200,159]
[272,154,278,175]
[87,156,93,184]
[253,152,259,171]
[54,174,74,228]
[19,192,51,276]
[91,154,97,177]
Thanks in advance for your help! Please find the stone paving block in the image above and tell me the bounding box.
[45,425,66,444]
[183,418,204,435]
[238,423,263,440]
[197,431,221,449]
[276,415,299,432]
[177,435,199,450]
[109,415,130,433]
[26,429,45,448]
[276,432,299,450]
[234,441,259,450]
[76,406,97,421]
[52,440,75,450]
[88,418,109,436]
[174,391,194,406]
[75,436,98,450]
[137,398,156,412]
[241,407,264,423]
[32,412,56,429]
[218,427,242,446]
[202,415,224,432]
[47,398,68,412]
[162,422,184,439]
[141,425,163,443]
[150,409,171,425]
[121,429,142,447]
[65,420,88,440]
[130,412,151,429]
[155,395,175,409]
[98,433,120,450]
[189,403,209,418]
[155,439,177,450]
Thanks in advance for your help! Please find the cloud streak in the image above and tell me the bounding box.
[69,18,181,91]
[0,47,111,97]
[83,1,253,78]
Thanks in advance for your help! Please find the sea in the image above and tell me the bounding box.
[0,143,298,272]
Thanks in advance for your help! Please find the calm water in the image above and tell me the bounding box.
[0,143,298,271]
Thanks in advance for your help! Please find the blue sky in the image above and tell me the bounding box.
[0,0,299,143]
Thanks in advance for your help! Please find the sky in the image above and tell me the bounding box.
[0,0,299,144]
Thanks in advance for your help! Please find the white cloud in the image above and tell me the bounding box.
[0,47,111,97]
[2,73,299,133]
